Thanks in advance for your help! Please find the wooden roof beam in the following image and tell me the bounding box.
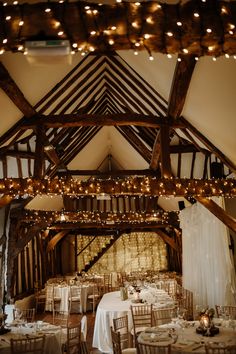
[0,62,37,118]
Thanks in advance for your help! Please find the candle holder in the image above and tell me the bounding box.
[196,309,219,337]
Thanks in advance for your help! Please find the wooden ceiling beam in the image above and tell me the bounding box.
[180,117,236,174]
[46,230,70,253]
[21,113,183,129]
[1,1,236,56]
[167,55,196,119]
[195,196,236,234]
[0,62,37,118]
[155,229,178,251]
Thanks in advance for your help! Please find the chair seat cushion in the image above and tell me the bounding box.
[122,348,137,354]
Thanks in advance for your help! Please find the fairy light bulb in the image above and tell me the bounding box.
[90,30,96,36]
[72,43,78,48]
[149,55,154,61]
[19,20,24,26]
[194,12,200,18]
[58,31,64,36]
[13,1,18,4]
[18,45,24,51]
[177,57,182,62]
[176,21,182,26]
[134,50,138,55]
[132,21,139,28]
[5,16,11,21]
[167,53,172,59]
[183,48,189,54]
[195,57,199,61]
[212,56,217,61]
[3,38,7,44]
[206,28,212,33]
[144,34,150,39]
[0,49,5,55]
[225,53,230,59]
[166,31,173,37]
[108,39,114,45]
[146,17,153,24]
[45,7,51,12]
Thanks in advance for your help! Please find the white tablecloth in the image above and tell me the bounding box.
[138,322,236,354]
[92,289,174,353]
[45,284,93,313]
[0,323,62,354]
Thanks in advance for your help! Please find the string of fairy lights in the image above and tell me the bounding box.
[0,0,236,60]
[1,177,235,198]
[22,209,177,225]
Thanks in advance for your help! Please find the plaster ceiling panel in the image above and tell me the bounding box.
[182,56,236,166]
[26,195,64,210]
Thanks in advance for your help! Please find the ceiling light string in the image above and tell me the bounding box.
[0,2,7,54]
[162,3,169,57]
[214,0,226,61]
[16,3,25,52]
[176,2,184,59]
[53,0,74,53]
[76,1,90,55]
[197,0,205,58]
[123,1,135,54]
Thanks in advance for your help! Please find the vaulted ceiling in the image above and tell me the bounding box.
[0,0,236,236]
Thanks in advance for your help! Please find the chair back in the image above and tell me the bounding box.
[66,323,81,354]
[131,304,153,333]
[113,315,129,349]
[81,315,87,341]
[152,307,174,327]
[103,273,112,293]
[53,310,69,327]
[10,335,45,354]
[111,326,122,354]
[215,305,236,319]
[205,343,236,354]
[13,308,35,323]
[138,342,171,354]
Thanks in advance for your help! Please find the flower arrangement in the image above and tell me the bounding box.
[196,307,219,337]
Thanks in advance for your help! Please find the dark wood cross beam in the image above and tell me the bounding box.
[20,113,184,129]
[0,62,36,118]
[151,55,196,177]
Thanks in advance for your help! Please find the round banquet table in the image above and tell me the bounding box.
[92,291,133,353]
[92,289,174,353]
[138,322,236,354]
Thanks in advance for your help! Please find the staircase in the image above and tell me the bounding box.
[81,233,121,273]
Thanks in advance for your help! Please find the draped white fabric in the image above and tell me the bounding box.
[179,198,236,309]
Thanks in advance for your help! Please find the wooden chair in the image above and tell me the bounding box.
[13,308,35,323]
[35,289,46,313]
[111,327,137,354]
[205,342,236,354]
[10,335,45,354]
[113,314,131,349]
[53,310,69,327]
[177,287,193,320]
[130,304,153,346]
[45,285,61,312]
[63,323,81,354]
[87,283,102,315]
[68,286,81,313]
[137,342,171,354]
[215,305,236,319]
[103,273,113,293]
[152,307,174,327]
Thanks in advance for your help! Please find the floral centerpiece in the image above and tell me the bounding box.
[196,307,219,336]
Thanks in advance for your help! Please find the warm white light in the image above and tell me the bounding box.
[225,53,230,59]
[183,48,188,54]
[45,7,51,12]
[3,38,7,44]
[177,57,182,62]
[71,50,75,55]
[72,43,78,48]
[194,12,200,18]
[212,56,217,61]
[3,2,7,6]
[208,46,214,51]
[144,34,150,39]
[13,1,18,4]
[221,6,227,14]
[90,30,97,35]
[166,31,173,37]
[146,17,153,24]
[109,39,114,45]
[19,20,24,26]
[18,45,24,51]
[93,10,98,15]
[132,21,139,28]
[229,24,235,30]
[149,55,154,61]
[89,46,95,52]
[195,57,199,61]
[134,50,138,55]
[135,2,141,6]
[229,30,234,35]
[177,21,182,26]
[58,31,64,36]
[5,16,11,20]
[206,28,212,33]
[135,42,140,47]
[0,49,5,55]
[84,5,90,10]
[111,26,116,30]
[167,54,172,59]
